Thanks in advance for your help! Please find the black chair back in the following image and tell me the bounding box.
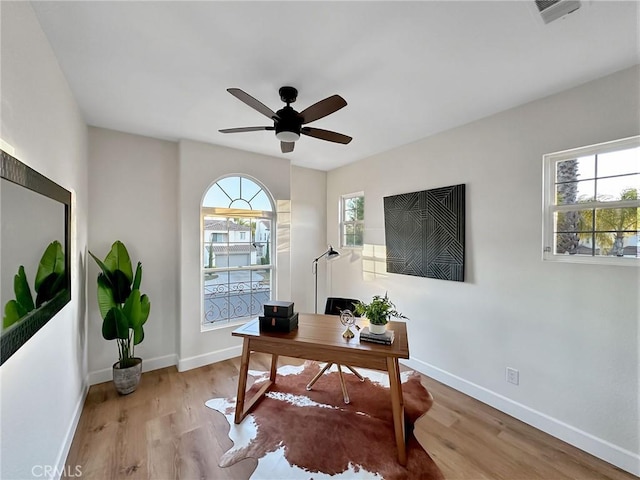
[324,297,361,317]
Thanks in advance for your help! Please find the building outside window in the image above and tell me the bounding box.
[201,175,274,327]
[341,192,364,248]
[543,136,639,264]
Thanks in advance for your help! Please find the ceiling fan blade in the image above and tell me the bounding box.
[219,126,274,134]
[227,88,279,120]
[301,127,352,144]
[299,95,347,124]
[281,141,295,153]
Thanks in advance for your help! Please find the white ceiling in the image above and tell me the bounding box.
[31,1,639,171]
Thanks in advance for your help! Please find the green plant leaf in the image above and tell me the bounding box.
[110,270,132,305]
[14,265,35,313]
[133,325,144,345]
[123,290,142,329]
[89,250,113,277]
[96,274,116,319]
[132,262,142,291]
[139,294,150,326]
[102,307,129,340]
[104,241,133,284]
[123,290,149,346]
[3,300,27,329]
[52,271,66,295]
[35,241,64,292]
[113,308,130,340]
[101,307,119,340]
[35,273,62,308]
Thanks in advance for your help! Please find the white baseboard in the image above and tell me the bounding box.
[88,353,178,386]
[52,380,89,480]
[401,357,640,477]
[87,345,243,384]
[178,345,242,372]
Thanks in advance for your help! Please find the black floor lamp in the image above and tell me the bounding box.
[312,245,340,313]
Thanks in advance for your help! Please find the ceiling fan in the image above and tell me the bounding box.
[219,86,352,153]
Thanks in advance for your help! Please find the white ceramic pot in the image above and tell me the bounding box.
[368,322,387,335]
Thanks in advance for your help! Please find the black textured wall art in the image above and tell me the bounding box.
[384,184,465,282]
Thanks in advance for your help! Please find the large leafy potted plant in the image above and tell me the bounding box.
[89,241,150,395]
[354,292,407,334]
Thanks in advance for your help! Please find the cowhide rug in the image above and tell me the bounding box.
[205,361,444,480]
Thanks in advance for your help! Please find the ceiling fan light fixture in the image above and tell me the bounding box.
[275,130,300,142]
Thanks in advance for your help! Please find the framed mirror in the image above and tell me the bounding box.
[1,149,71,365]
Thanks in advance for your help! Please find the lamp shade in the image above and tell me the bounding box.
[326,246,340,260]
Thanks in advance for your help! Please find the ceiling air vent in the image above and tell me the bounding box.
[535,0,581,24]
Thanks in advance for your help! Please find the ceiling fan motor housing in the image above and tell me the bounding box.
[279,86,298,104]
[275,105,302,141]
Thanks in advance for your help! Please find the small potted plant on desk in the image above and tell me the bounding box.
[354,292,407,334]
[89,241,151,395]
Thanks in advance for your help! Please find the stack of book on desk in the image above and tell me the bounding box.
[359,327,395,345]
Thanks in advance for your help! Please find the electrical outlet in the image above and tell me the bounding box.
[506,367,519,385]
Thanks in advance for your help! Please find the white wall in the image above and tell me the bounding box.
[87,127,179,382]
[326,65,640,474]
[177,140,293,370]
[290,166,327,314]
[0,2,89,479]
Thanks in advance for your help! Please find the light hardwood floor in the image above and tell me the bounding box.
[65,355,637,480]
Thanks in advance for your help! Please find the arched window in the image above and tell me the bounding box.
[201,176,274,327]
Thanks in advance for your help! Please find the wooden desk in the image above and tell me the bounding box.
[232,313,410,465]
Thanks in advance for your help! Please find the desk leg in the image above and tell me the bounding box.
[234,338,251,424]
[387,357,407,465]
[269,354,279,381]
[234,338,275,424]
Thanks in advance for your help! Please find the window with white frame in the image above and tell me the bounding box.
[543,136,639,264]
[201,176,275,328]
[340,192,364,248]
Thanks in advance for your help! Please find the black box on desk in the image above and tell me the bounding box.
[259,312,298,332]
[263,301,294,318]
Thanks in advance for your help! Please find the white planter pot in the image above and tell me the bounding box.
[368,322,387,335]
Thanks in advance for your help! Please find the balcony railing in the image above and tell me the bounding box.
[203,277,271,324]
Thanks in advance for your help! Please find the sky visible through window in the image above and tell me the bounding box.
[203,176,272,211]
[558,147,639,202]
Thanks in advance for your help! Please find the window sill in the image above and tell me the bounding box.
[201,317,252,333]
[543,254,639,266]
